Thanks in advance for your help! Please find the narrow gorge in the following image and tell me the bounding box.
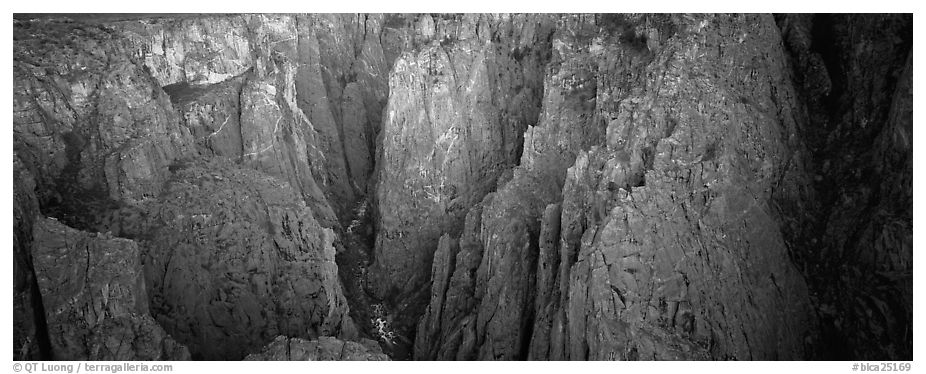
[12,13,912,361]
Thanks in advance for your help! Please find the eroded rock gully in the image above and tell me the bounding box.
[13,13,911,361]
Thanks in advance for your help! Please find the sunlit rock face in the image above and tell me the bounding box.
[413,13,910,361]
[368,14,557,303]
[112,14,403,221]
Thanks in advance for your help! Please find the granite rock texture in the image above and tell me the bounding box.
[13,157,51,360]
[776,14,913,360]
[109,161,357,359]
[113,14,404,219]
[12,13,912,362]
[31,217,191,360]
[369,14,557,302]
[13,20,194,225]
[13,20,194,360]
[244,335,389,361]
[12,16,369,361]
[415,14,819,360]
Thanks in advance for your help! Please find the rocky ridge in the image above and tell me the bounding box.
[12,13,912,361]
[12,15,388,360]
[368,13,558,324]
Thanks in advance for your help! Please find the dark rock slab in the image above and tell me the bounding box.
[244,336,389,361]
[31,217,190,360]
[115,161,357,360]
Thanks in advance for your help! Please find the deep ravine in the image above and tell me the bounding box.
[12,13,912,361]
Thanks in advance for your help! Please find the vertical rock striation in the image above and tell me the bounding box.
[13,20,194,226]
[31,217,191,360]
[13,15,378,360]
[417,14,820,360]
[550,14,816,360]
[13,20,195,360]
[13,13,912,362]
[369,14,557,307]
[109,161,357,359]
[414,14,608,360]
[13,157,51,360]
[113,14,403,219]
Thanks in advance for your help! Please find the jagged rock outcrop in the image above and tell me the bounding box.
[107,161,357,359]
[162,68,339,227]
[776,14,913,360]
[13,17,366,361]
[417,14,819,360]
[412,14,607,360]
[13,19,194,360]
[12,13,912,362]
[13,19,194,228]
[113,14,403,219]
[413,234,458,357]
[13,158,50,360]
[369,14,557,303]
[31,217,191,360]
[244,336,389,361]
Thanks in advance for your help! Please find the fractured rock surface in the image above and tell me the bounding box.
[12,13,912,362]
[31,217,190,360]
[415,14,820,360]
[111,161,357,359]
[13,20,194,222]
[12,16,369,361]
[244,336,389,361]
[113,14,404,219]
[370,13,557,301]
[775,14,913,360]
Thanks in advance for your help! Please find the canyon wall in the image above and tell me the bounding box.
[775,14,913,360]
[412,13,851,360]
[12,15,387,360]
[368,13,557,304]
[31,217,191,360]
[12,13,912,361]
[112,14,406,222]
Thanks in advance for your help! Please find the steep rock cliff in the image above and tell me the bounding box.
[13,157,51,360]
[31,217,191,360]
[13,16,370,361]
[417,14,819,360]
[12,13,912,362]
[13,19,195,360]
[108,161,357,359]
[776,14,913,360]
[369,14,557,306]
[414,14,609,360]
[13,19,194,227]
[550,14,816,360]
[113,14,403,219]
